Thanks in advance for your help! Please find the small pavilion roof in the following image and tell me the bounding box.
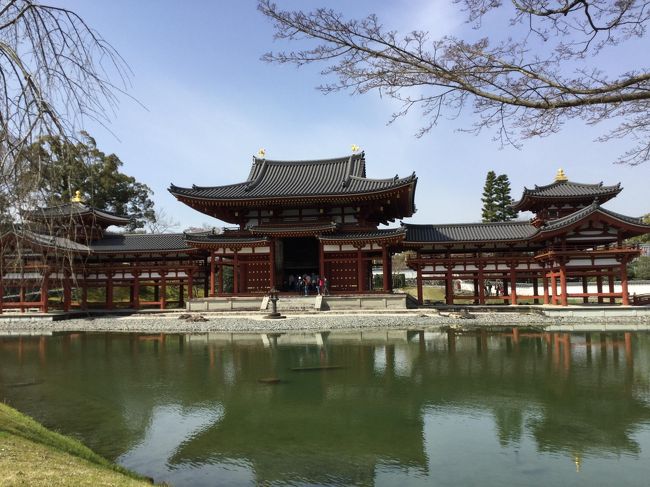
[27,202,131,226]
[403,221,538,244]
[512,179,621,211]
[169,152,416,201]
[535,202,650,234]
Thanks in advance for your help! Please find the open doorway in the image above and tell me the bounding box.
[279,237,319,291]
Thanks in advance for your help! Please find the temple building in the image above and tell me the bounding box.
[169,152,416,295]
[1,151,649,312]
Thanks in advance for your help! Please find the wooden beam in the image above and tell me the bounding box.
[382,246,390,293]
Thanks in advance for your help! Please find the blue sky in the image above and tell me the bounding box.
[54,0,649,229]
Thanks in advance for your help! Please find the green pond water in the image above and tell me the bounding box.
[1,329,650,486]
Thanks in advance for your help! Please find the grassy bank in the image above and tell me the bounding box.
[0,402,151,486]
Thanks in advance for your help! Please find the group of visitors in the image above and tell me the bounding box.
[484,281,505,297]
[287,273,329,295]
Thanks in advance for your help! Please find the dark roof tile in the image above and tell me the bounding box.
[90,233,192,253]
[404,221,538,243]
[169,153,416,200]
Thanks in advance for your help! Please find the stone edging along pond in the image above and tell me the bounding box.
[0,311,649,334]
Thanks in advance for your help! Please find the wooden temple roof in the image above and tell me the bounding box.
[89,233,194,254]
[403,221,538,244]
[512,180,621,211]
[26,202,131,226]
[403,203,650,245]
[169,152,416,202]
[319,228,406,244]
[533,202,650,237]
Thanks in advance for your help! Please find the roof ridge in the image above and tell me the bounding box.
[252,152,364,166]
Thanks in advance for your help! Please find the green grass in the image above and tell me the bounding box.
[0,402,152,486]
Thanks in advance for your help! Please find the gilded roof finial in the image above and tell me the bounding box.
[71,190,83,203]
[555,168,568,182]
[257,148,266,158]
[351,144,360,153]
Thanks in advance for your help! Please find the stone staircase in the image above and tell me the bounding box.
[261,295,321,312]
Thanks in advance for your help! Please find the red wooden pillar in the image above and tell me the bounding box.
[81,277,88,310]
[319,240,326,278]
[41,271,49,313]
[160,274,167,309]
[543,273,549,305]
[106,272,114,310]
[582,276,589,304]
[533,278,539,304]
[209,251,216,297]
[559,265,568,306]
[187,272,194,300]
[509,266,517,305]
[270,240,276,290]
[416,261,423,305]
[382,246,390,293]
[63,272,71,312]
[550,273,557,305]
[478,266,485,305]
[620,259,630,305]
[19,286,25,312]
[233,252,239,294]
[473,278,479,304]
[133,272,140,309]
[357,247,366,292]
[608,273,615,304]
[218,256,224,295]
[596,275,604,304]
[445,267,453,305]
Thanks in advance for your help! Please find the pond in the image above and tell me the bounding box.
[1,329,649,486]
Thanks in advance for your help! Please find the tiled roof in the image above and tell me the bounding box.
[169,153,416,200]
[23,230,91,252]
[183,232,269,245]
[90,233,192,253]
[27,202,131,225]
[404,221,538,243]
[512,180,621,210]
[319,228,406,241]
[248,222,338,235]
[539,202,650,232]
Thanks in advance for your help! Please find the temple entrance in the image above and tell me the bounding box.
[277,237,319,292]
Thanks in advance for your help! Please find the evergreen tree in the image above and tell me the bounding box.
[481,171,498,222]
[494,174,518,222]
[23,133,156,231]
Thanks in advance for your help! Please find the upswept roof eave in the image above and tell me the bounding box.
[511,181,622,209]
[535,203,650,236]
[401,221,539,244]
[169,177,417,204]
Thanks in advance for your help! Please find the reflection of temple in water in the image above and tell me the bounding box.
[1,330,650,485]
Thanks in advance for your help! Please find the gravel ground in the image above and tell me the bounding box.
[1,310,649,334]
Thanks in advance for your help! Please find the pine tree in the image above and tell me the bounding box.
[481,171,498,222]
[494,174,518,222]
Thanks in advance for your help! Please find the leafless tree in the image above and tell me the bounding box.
[145,208,179,234]
[259,0,650,165]
[0,0,129,302]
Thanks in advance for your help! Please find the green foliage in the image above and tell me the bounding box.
[494,174,518,221]
[481,171,498,222]
[629,256,650,280]
[372,273,406,289]
[25,133,156,231]
[627,214,650,244]
[482,171,517,222]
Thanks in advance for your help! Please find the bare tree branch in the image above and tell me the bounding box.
[259,0,650,165]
